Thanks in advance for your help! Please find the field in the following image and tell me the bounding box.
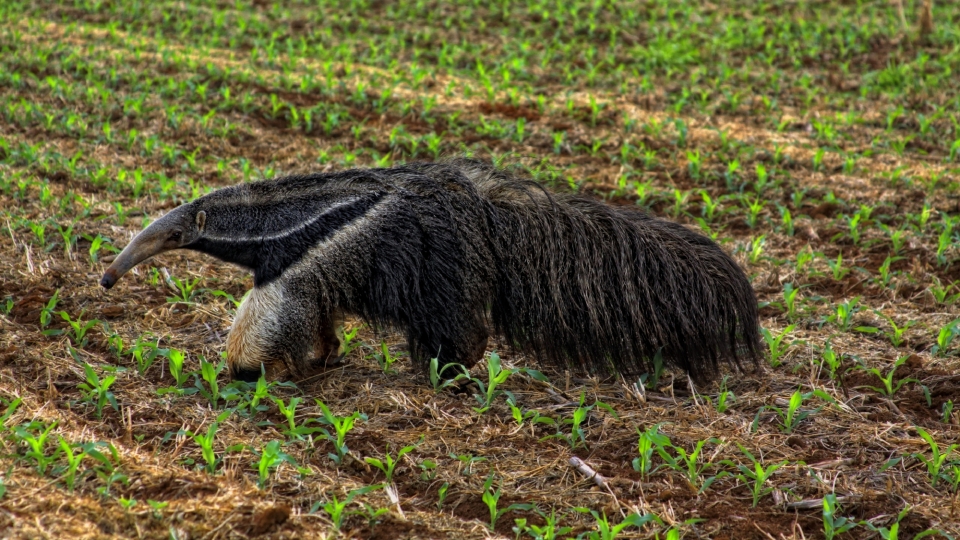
[1,0,960,538]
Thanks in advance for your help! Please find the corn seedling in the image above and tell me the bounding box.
[723,444,786,507]
[912,426,959,488]
[450,453,487,476]
[309,486,378,531]
[573,508,662,540]
[77,363,118,419]
[471,351,547,414]
[632,423,669,476]
[705,376,736,413]
[513,508,572,540]
[373,341,401,374]
[363,437,423,485]
[755,388,836,433]
[14,421,59,474]
[822,494,858,540]
[314,400,366,464]
[654,436,726,493]
[873,311,914,348]
[761,324,796,367]
[932,319,960,357]
[184,410,233,475]
[58,311,100,347]
[193,356,225,409]
[855,355,918,397]
[254,440,308,489]
[166,275,202,303]
[825,253,850,281]
[542,392,617,450]
[482,473,534,532]
[824,297,861,332]
[56,437,87,491]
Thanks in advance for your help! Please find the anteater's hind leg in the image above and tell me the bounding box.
[226,283,316,382]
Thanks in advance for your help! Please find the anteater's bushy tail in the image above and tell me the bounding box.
[455,159,762,382]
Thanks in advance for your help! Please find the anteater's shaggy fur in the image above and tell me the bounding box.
[101,159,762,384]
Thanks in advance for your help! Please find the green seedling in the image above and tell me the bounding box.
[782,283,801,322]
[315,400,366,464]
[724,444,786,507]
[504,393,546,426]
[14,421,59,474]
[338,324,363,356]
[573,508,662,540]
[184,410,233,475]
[77,363,118,419]
[761,324,796,367]
[638,349,666,390]
[822,493,858,540]
[942,400,954,424]
[932,319,960,357]
[632,423,669,476]
[273,396,316,441]
[863,506,943,540]
[471,352,547,414]
[450,453,487,476]
[254,440,309,489]
[824,297,861,332]
[872,256,903,289]
[755,388,836,433]
[373,341,401,374]
[58,311,100,347]
[513,508,572,540]
[166,275,202,303]
[310,486,378,531]
[157,348,196,395]
[542,392,617,449]
[83,441,127,497]
[194,356,225,408]
[1,397,22,429]
[428,354,468,392]
[57,437,87,491]
[748,235,765,264]
[128,336,162,375]
[912,426,959,488]
[817,339,844,379]
[825,253,850,281]
[654,436,725,493]
[778,204,795,236]
[482,473,534,532]
[929,278,960,306]
[38,289,61,329]
[363,436,422,485]
[704,376,736,413]
[855,355,918,397]
[873,311,914,348]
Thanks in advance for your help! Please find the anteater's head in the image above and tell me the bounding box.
[100,204,206,289]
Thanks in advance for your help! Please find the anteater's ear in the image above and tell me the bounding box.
[196,210,206,233]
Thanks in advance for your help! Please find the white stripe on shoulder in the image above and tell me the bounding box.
[201,198,363,243]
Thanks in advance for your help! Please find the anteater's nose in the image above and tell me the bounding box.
[100,270,117,289]
[231,365,263,383]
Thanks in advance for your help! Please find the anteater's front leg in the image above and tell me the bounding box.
[227,282,319,382]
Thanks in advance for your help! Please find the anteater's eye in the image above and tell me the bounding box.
[170,230,182,241]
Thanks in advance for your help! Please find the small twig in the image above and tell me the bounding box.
[687,373,702,408]
[785,496,853,511]
[569,456,607,490]
[569,456,623,516]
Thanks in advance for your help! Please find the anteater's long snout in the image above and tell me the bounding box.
[99,231,167,290]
